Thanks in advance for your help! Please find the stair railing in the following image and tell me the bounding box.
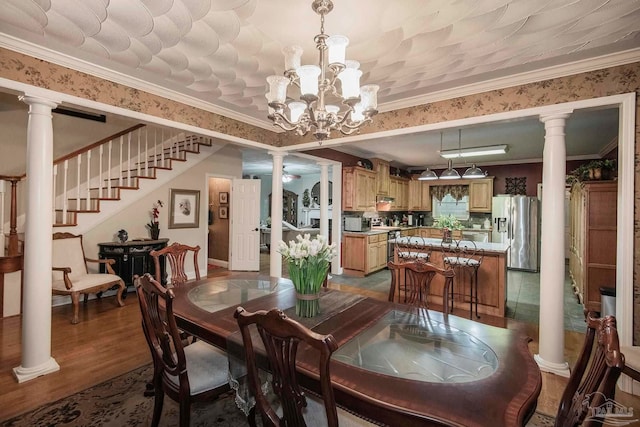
[48,124,212,226]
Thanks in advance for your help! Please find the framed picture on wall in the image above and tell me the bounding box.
[219,206,228,219]
[169,189,200,229]
[219,192,228,204]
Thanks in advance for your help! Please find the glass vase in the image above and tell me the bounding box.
[288,259,329,317]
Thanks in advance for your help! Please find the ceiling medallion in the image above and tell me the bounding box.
[265,0,379,142]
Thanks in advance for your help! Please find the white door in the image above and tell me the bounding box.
[230,179,261,271]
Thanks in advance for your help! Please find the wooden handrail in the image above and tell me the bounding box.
[53,123,146,165]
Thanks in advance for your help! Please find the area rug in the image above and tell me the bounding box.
[1,364,556,426]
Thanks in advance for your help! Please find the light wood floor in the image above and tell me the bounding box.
[1,266,639,423]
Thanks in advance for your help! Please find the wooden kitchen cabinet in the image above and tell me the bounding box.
[342,233,388,276]
[419,228,462,240]
[342,166,376,211]
[469,178,493,212]
[371,158,390,195]
[408,180,432,211]
[569,181,617,313]
[367,233,388,273]
[389,176,409,210]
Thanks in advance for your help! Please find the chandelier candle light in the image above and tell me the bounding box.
[266,0,379,141]
[278,234,337,317]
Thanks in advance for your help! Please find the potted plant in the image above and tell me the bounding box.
[569,159,617,183]
[433,214,463,243]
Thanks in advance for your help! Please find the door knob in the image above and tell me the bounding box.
[253,228,259,231]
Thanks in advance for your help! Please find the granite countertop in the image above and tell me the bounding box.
[390,236,508,254]
[369,226,493,232]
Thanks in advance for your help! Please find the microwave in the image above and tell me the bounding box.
[344,216,371,232]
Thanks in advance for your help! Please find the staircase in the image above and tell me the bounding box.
[50,124,222,231]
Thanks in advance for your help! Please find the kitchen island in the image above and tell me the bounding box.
[391,237,509,317]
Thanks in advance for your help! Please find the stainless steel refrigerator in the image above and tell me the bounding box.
[491,195,539,271]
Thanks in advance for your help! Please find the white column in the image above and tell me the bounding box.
[318,161,330,239]
[269,152,286,278]
[331,163,343,275]
[13,95,60,383]
[534,111,572,378]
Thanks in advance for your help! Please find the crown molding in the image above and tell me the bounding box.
[599,136,618,158]
[379,48,640,113]
[0,34,276,132]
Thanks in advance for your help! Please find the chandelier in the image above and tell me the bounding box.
[265,0,379,141]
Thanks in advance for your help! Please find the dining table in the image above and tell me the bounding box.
[171,276,542,427]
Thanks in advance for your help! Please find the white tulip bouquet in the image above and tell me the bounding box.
[278,234,337,317]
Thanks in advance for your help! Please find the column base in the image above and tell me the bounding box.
[534,354,570,377]
[13,357,60,383]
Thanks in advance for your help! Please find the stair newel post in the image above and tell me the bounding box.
[75,154,81,213]
[118,135,123,187]
[98,144,104,199]
[86,149,91,210]
[127,132,131,186]
[107,140,112,196]
[62,159,68,225]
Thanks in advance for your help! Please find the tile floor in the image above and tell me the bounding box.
[329,264,587,332]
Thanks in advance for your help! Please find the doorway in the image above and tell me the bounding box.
[208,177,231,268]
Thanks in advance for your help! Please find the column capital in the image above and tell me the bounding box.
[19,95,59,109]
[539,110,573,123]
[268,151,287,159]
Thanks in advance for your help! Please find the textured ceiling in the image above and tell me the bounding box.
[1,0,639,126]
[0,0,636,176]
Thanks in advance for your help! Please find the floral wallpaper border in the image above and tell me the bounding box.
[0,46,639,341]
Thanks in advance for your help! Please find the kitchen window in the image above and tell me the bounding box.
[432,193,470,220]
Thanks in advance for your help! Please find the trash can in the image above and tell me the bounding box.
[599,287,616,317]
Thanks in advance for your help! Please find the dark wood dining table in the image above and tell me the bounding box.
[171,276,542,427]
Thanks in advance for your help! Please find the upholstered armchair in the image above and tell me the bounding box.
[52,232,125,324]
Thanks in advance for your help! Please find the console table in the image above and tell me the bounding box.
[98,238,169,290]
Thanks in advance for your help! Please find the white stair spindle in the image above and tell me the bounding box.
[154,128,158,168]
[119,135,123,187]
[76,154,81,210]
[161,128,165,165]
[99,145,104,199]
[52,164,57,224]
[145,128,149,175]
[127,133,131,186]
[107,140,112,196]
[137,129,141,178]
[63,160,69,224]
[86,150,91,210]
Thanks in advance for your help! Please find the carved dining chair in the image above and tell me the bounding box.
[150,242,200,286]
[134,273,230,427]
[553,313,625,427]
[234,307,376,427]
[52,232,125,324]
[441,239,484,319]
[387,260,453,312]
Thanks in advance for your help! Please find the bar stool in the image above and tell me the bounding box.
[441,240,484,319]
[395,236,430,262]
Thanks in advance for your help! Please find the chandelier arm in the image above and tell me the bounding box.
[271,111,305,131]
